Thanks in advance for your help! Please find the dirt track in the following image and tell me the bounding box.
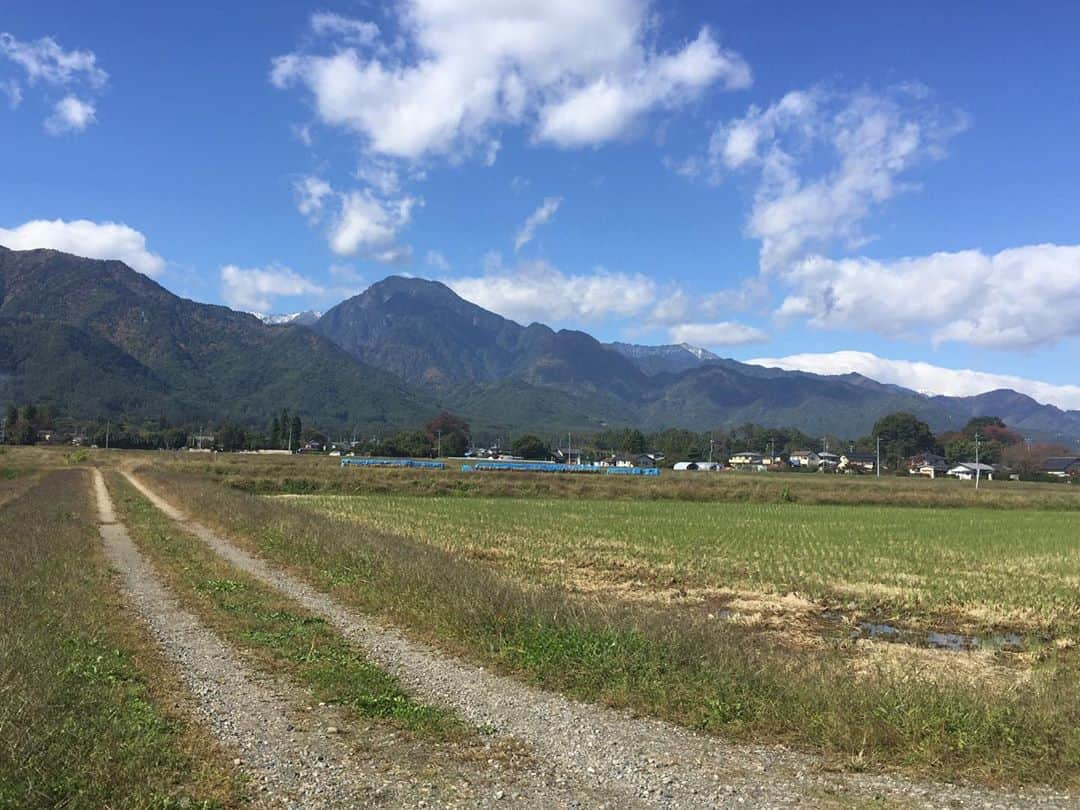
[119,468,1076,809]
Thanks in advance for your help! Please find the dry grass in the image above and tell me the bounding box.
[292,493,1080,639]
[133,460,1080,789]
[0,467,246,808]
[152,449,1080,510]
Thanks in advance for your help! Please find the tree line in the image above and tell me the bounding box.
[1,402,1074,476]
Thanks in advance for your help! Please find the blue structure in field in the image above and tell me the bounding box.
[462,461,659,476]
[341,457,445,469]
[604,466,660,476]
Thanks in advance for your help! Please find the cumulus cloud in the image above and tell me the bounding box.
[330,190,419,258]
[220,264,326,312]
[271,1,750,161]
[447,261,661,325]
[1,32,107,132]
[514,196,561,251]
[0,32,107,87]
[43,95,95,134]
[668,321,768,347]
[291,176,417,262]
[0,218,165,276]
[537,28,751,147]
[747,350,1080,411]
[708,86,967,273]
[779,243,1080,350]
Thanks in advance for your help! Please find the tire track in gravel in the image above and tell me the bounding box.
[121,470,1076,809]
[92,468,393,808]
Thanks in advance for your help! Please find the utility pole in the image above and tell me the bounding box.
[876,436,881,478]
[708,436,714,464]
[975,432,981,490]
[288,421,293,453]
[436,429,442,458]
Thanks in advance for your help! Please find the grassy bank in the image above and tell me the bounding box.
[157,450,1080,510]
[295,493,1080,638]
[138,463,1080,789]
[105,471,464,740]
[0,469,244,808]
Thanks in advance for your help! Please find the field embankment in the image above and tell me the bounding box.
[163,451,1080,510]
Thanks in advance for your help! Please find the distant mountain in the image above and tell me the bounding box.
[315,277,649,399]
[313,277,1080,442]
[256,310,321,326]
[2,247,1078,445]
[929,389,1080,444]
[0,247,431,431]
[608,341,720,375]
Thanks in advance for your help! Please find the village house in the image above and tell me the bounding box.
[728,451,764,467]
[908,452,949,478]
[947,462,996,481]
[1043,457,1080,478]
[839,452,877,473]
[788,450,820,469]
[817,451,840,470]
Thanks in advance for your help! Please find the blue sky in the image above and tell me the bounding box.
[3,1,1079,407]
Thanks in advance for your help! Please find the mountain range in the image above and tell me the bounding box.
[2,245,1079,446]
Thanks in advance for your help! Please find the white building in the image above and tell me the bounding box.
[947,462,996,481]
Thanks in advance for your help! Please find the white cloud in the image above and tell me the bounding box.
[309,11,379,44]
[448,261,660,324]
[292,176,417,262]
[271,1,750,161]
[514,196,561,251]
[44,95,96,135]
[0,32,107,87]
[425,250,450,271]
[330,189,418,258]
[220,264,326,312]
[669,321,768,347]
[747,350,1080,411]
[1,79,21,108]
[779,243,1080,350]
[1,32,107,132]
[708,86,967,273]
[0,218,165,276]
[294,175,333,217]
[537,28,750,147]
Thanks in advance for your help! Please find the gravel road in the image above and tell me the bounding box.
[122,470,1077,809]
[93,469,390,807]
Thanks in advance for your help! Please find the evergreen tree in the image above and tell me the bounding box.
[270,415,281,449]
[290,415,302,450]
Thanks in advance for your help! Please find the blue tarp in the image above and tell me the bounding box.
[463,461,659,476]
[341,457,445,469]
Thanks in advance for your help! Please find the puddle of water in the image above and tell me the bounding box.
[857,622,1024,652]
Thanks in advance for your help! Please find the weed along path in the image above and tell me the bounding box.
[118,471,1078,809]
[91,469,389,808]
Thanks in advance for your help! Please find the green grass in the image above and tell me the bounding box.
[107,472,464,739]
[297,494,1080,638]
[0,469,244,808]
[156,449,1080,510]
[135,462,1080,789]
